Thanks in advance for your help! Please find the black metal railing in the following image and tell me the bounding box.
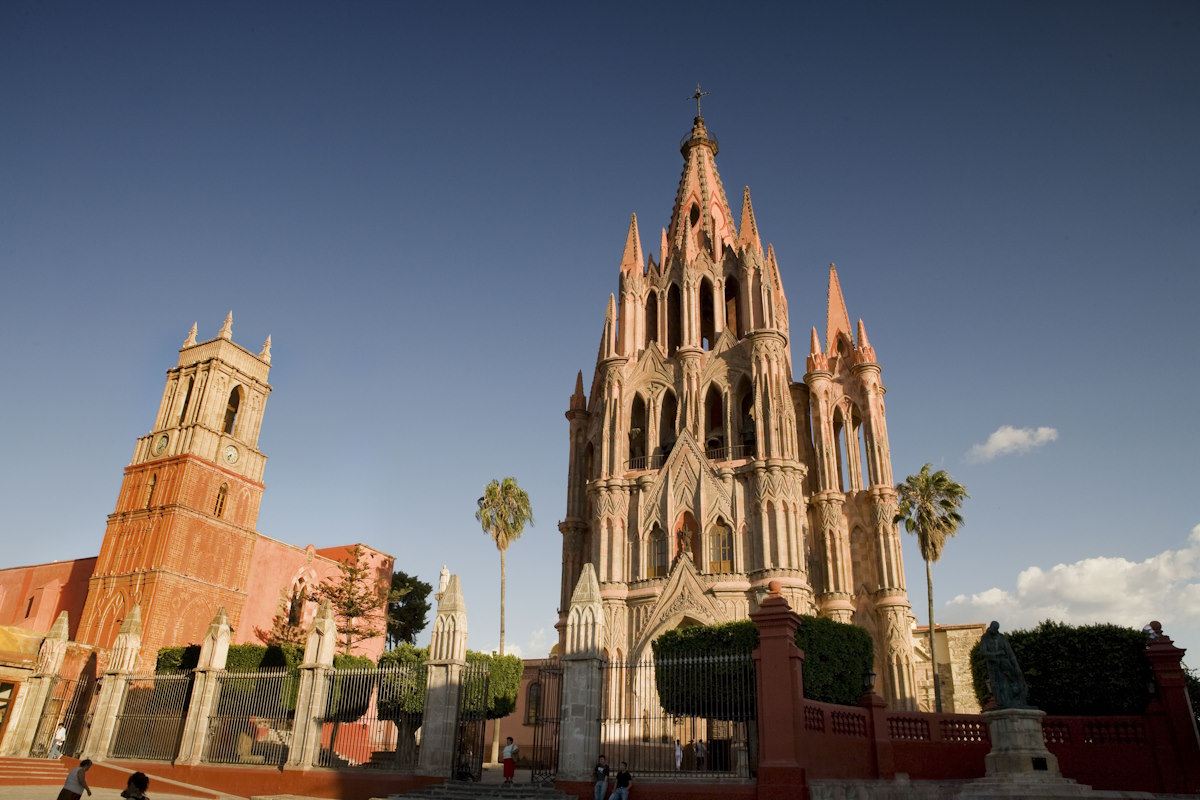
[109,671,193,761]
[203,668,298,766]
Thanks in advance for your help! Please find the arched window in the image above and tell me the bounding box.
[223,386,242,435]
[704,385,724,456]
[709,519,733,573]
[178,377,193,425]
[699,277,715,349]
[647,526,668,578]
[725,276,742,338]
[525,681,542,725]
[214,483,228,518]
[738,379,756,455]
[659,391,677,457]
[144,473,157,510]
[645,291,658,348]
[629,394,648,469]
[583,442,596,480]
[854,407,871,488]
[833,406,849,492]
[667,284,682,354]
[287,581,307,626]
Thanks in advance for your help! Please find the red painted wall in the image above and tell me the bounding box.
[0,557,95,639]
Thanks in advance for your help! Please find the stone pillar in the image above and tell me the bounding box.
[1,612,70,756]
[288,599,338,769]
[557,564,605,781]
[82,605,143,761]
[749,580,807,800]
[175,608,232,764]
[1143,622,1200,793]
[417,574,468,777]
[859,689,895,779]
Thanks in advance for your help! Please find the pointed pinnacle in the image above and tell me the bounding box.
[856,319,870,349]
[738,187,762,255]
[810,327,822,355]
[183,322,198,348]
[259,335,272,364]
[825,264,852,354]
[218,311,233,341]
[660,227,669,266]
[619,213,644,273]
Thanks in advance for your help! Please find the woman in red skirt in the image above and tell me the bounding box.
[502,736,518,785]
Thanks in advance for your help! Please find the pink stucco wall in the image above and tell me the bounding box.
[0,557,96,639]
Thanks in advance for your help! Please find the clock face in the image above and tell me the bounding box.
[223,444,239,465]
[154,435,168,455]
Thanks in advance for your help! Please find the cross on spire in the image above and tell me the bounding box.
[690,84,709,118]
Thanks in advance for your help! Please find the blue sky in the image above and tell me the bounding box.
[2,2,1198,658]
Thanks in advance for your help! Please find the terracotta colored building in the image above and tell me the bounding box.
[0,317,392,674]
[559,113,920,708]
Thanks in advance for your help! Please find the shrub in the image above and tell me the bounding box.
[651,615,875,715]
[466,650,524,720]
[155,643,304,674]
[377,644,428,720]
[970,620,1151,714]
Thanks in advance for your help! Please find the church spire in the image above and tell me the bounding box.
[825,264,852,356]
[619,213,644,273]
[569,371,586,412]
[666,113,736,264]
[854,319,877,364]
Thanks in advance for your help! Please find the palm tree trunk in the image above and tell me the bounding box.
[926,558,942,713]
[489,548,507,765]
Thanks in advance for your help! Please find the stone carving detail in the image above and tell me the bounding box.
[873,497,897,533]
[819,498,843,534]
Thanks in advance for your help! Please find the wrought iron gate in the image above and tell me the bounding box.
[109,671,193,761]
[529,662,562,785]
[451,661,489,782]
[30,674,98,759]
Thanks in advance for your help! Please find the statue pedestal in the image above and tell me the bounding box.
[983,708,1060,777]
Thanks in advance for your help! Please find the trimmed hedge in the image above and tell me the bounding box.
[969,620,1151,714]
[651,615,875,715]
[1187,669,1200,728]
[653,621,758,720]
[377,644,429,720]
[156,643,304,674]
[466,650,524,720]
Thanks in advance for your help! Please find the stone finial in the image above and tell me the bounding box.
[198,607,232,670]
[854,319,876,365]
[603,294,617,358]
[259,335,272,364]
[564,563,604,658]
[438,565,449,596]
[430,574,467,663]
[35,611,71,674]
[569,371,586,412]
[183,322,197,348]
[619,213,644,273]
[218,311,233,341]
[660,227,669,265]
[807,327,829,373]
[303,599,337,667]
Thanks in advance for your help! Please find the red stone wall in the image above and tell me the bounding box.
[0,557,95,639]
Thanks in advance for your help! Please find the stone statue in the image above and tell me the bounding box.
[980,621,1030,709]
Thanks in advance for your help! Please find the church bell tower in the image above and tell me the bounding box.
[77,314,272,665]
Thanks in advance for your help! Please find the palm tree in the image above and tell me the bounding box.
[476,476,533,763]
[894,463,968,713]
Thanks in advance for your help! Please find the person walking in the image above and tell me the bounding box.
[49,723,67,758]
[57,759,92,800]
[501,736,518,786]
[609,761,632,800]
[696,738,707,771]
[592,754,610,800]
[674,738,682,771]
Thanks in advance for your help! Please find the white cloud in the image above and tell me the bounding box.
[943,525,1200,646]
[966,425,1058,463]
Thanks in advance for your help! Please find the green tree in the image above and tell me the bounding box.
[894,463,969,713]
[314,544,387,655]
[386,570,432,648]
[475,476,533,763]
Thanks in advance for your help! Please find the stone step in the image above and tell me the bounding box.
[385,780,573,800]
[0,755,70,785]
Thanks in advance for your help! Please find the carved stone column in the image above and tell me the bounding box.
[288,599,337,769]
[417,575,469,777]
[176,608,232,764]
[82,605,143,761]
[558,564,605,781]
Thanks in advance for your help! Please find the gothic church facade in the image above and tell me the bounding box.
[559,115,918,708]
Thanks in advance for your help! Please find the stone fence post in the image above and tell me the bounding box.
[749,580,807,800]
[557,564,605,781]
[1143,622,1200,793]
[175,608,232,764]
[82,605,143,761]
[417,573,469,777]
[0,611,70,756]
[287,599,338,769]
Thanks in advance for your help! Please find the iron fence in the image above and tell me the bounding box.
[109,671,193,761]
[452,661,490,782]
[30,674,97,759]
[203,668,298,766]
[529,663,562,785]
[314,662,426,770]
[600,652,757,777]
